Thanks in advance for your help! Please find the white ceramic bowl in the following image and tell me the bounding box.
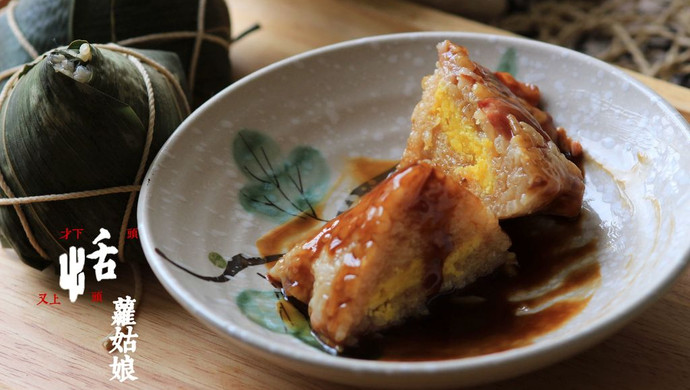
[138,32,690,388]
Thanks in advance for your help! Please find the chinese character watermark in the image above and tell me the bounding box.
[109,355,138,383]
[36,293,61,306]
[109,296,138,382]
[87,228,118,282]
[59,247,85,303]
[126,228,138,240]
[59,227,84,240]
[111,296,136,327]
[58,228,117,302]
[109,326,138,354]
[91,291,103,303]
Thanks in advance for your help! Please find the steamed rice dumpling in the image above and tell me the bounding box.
[0,0,231,106]
[268,41,586,350]
[0,40,188,270]
[401,40,584,219]
[268,163,513,350]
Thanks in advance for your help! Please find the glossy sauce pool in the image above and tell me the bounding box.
[345,214,600,360]
[257,158,600,361]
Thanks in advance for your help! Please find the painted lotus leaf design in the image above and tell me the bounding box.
[236,289,323,350]
[233,129,330,222]
[496,47,517,76]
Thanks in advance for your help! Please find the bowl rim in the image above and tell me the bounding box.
[138,31,690,378]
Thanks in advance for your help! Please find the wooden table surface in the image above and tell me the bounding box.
[3,1,689,389]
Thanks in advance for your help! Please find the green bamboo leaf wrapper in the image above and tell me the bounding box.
[0,41,188,270]
[0,0,231,106]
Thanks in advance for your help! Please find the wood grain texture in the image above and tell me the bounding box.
[1,249,354,390]
[1,0,689,389]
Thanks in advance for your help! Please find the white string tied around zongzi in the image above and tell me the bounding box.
[117,31,230,50]
[0,0,231,99]
[0,185,142,206]
[0,65,22,84]
[114,53,158,313]
[0,54,49,259]
[189,0,208,98]
[0,44,191,313]
[119,54,155,264]
[98,43,191,115]
[0,44,189,261]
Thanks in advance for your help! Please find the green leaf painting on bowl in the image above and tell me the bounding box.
[232,129,330,223]
[237,289,324,350]
[496,47,518,76]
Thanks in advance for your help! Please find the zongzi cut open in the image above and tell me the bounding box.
[267,40,585,351]
[0,40,189,270]
[401,41,584,218]
[268,163,513,350]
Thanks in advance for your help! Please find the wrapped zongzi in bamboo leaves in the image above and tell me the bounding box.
[0,0,231,106]
[0,40,189,270]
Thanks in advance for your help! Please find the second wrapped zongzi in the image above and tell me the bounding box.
[0,40,189,270]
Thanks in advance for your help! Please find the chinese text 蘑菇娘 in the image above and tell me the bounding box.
[109,295,138,382]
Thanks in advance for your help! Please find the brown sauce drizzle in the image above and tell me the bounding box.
[258,157,600,361]
[474,64,552,142]
[486,68,583,161]
[408,171,457,297]
[256,158,397,258]
[478,97,544,139]
[346,157,398,186]
[462,46,581,161]
[344,212,601,361]
[494,71,541,106]
[256,213,323,259]
[277,164,454,311]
